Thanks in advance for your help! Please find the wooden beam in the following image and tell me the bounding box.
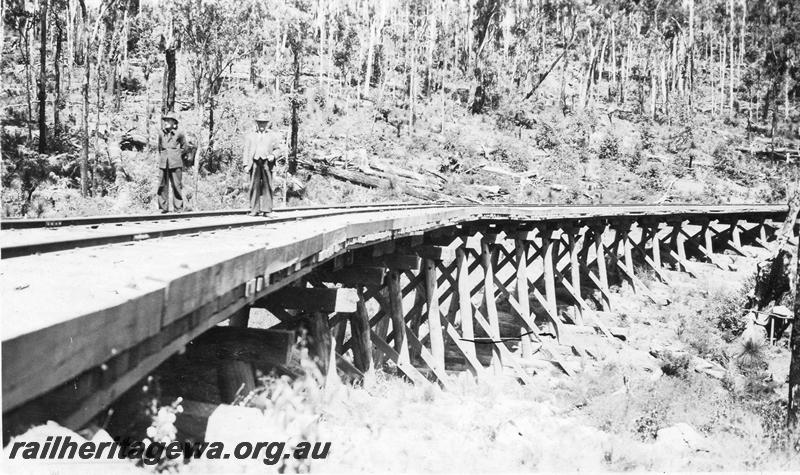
[349,288,373,374]
[594,227,612,311]
[355,253,421,270]
[424,259,446,372]
[405,330,450,388]
[731,221,742,249]
[309,311,332,374]
[567,229,583,325]
[515,239,534,357]
[456,247,476,359]
[257,287,358,313]
[186,326,294,371]
[369,330,428,385]
[442,320,485,377]
[316,266,386,286]
[650,226,662,270]
[481,239,503,372]
[335,353,364,383]
[217,306,255,403]
[413,245,456,262]
[387,270,411,364]
[541,228,559,318]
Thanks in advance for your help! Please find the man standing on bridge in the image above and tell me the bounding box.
[157,114,187,213]
[243,113,283,216]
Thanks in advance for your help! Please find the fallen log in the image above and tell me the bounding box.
[299,159,461,202]
[368,162,428,183]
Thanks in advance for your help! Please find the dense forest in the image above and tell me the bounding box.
[2,0,800,216]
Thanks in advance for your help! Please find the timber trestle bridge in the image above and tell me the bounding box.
[0,202,789,440]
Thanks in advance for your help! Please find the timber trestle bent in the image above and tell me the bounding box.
[0,203,789,439]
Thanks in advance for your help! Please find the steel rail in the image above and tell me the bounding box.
[2,202,787,260]
[2,201,787,230]
[0,201,438,230]
[0,203,456,259]
[1,203,787,259]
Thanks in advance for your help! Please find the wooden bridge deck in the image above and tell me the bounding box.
[0,203,788,437]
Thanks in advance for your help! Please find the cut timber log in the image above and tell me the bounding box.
[218,307,255,403]
[316,266,386,286]
[185,327,294,371]
[257,287,358,313]
[367,162,428,183]
[298,159,449,202]
[354,253,421,270]
[412,245,456,262]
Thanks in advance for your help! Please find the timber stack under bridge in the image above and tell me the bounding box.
[0,202,791,441]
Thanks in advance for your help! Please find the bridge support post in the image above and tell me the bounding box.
[594,225,612,311]
[456,246,476,360]
[387,269,411,365]
[481,237,503,373]
[731,220,743,249]
[514,238,534,357]
[217,305,256,403]
[566,226,583,325]
[649,224,662,270]
[349,287,374,375]
[424,258,446,373]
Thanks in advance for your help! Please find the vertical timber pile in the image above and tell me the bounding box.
[218,306,256,402]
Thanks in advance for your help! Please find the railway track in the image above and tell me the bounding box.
[0,201,436,230]
[1,202,786,259]
[0,203,452,259]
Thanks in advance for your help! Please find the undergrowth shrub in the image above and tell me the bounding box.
[598,134,620,161]
[533,124,559,150]
[634,408,666,441]
[658,351,692,378]
[708,278,752,342]
[637,162,665,191]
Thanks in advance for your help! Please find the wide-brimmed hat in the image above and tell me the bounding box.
[161,114,179,123]
[255,113,271,123]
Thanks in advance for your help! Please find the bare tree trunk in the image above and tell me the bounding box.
[728,0,735,114]
[161,16,178,114]
[362,2,385,97]
[22,17,34,143]
[38,0,49,153]
[93,23,105,192]
[688,0,694,107]
[81,28,90,196]
[289,47,300,175]
[54,18,63,136]
[719,33,726,115]
[162,48,177,113]
[66,0,75,114]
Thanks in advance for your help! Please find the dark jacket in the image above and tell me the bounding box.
[158,129,187,169]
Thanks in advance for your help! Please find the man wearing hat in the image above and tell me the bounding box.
[157,114,187,213]
[242,113,284,216]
